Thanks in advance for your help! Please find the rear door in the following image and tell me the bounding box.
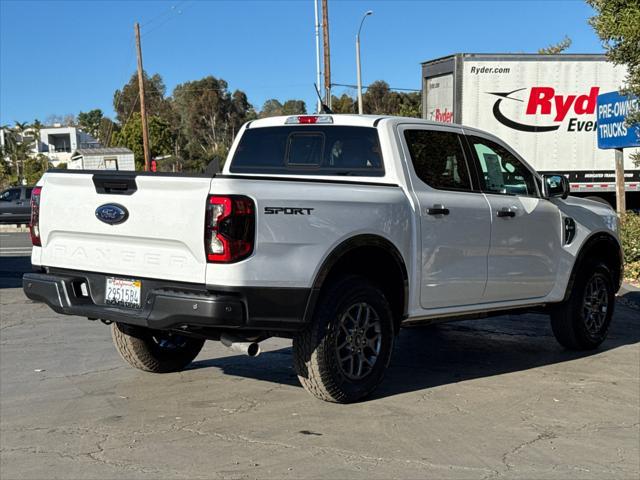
[38,172,213,283]
[399,125,491,309]
[0,188,23,221]
[464,134,562,302]
[19,188,32,216]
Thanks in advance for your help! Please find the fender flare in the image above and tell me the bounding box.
[562,231,623,302]
[302,234,409,324]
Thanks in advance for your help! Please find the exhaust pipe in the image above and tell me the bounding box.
[220,333,261,357]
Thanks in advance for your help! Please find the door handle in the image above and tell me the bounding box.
[427,204,450,216]
[497,208,516,218]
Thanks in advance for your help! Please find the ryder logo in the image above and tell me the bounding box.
[489,87,599,133]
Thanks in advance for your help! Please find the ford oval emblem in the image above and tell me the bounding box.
[95,203,129,225]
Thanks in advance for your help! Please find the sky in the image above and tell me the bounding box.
[0,0,604,125]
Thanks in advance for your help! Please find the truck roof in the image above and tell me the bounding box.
[246,114,472,130]
[421,52,608,65]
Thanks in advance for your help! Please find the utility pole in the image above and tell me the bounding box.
[321,0,331,108]
[614,148,626,214]
[134,22,151,172]
[314,0,322,113]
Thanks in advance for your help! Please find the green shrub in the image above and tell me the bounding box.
[620,212,640,281]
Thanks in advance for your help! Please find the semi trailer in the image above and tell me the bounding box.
[421,53,639,209]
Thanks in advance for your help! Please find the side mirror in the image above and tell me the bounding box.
[542,174,569,199]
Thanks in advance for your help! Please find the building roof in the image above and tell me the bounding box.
[72,147,133,157]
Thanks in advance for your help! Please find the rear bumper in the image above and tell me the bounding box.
[23,270,310,333]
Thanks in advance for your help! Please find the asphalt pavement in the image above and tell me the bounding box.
[0,232,32,257]
[1,233,639,479]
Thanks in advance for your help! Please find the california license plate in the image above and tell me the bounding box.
[105,277,142,309]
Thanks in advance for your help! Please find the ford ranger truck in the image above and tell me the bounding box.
[23,115,623,403]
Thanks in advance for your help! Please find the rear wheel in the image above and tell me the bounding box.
[293,275,395,403]
[111,323,205,373]
[550,262,615,350]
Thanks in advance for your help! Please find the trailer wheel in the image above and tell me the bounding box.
[293,275,395,403]
[111,323,204,373]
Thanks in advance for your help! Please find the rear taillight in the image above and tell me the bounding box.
[29,186,42,246]
[205,195,255,263]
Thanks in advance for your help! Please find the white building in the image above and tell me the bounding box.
[36,126,100,166]
[1,125,101,167]
[69,147,135,170]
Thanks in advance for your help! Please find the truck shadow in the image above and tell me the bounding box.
[189,309,640,400]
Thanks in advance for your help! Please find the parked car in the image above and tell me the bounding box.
[0,186,33,224]
[23,115,622,403]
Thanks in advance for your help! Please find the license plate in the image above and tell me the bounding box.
[105,277,142,309]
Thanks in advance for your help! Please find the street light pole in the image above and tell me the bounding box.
[356,10,373,115]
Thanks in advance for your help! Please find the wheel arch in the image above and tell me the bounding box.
[563,231,623,302]
[303,234,409,334]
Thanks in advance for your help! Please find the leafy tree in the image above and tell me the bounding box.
[398,91,422,118]
[22,154,51,185]
[282,99,307,115]
[538,36,572,54]
[587,0,640,165]
[77,109,103,139]
[331,94,356,114]
[112,112,173,170]
[363,81,401,114]
[172,76,254,171]
[98,117,119,147]
[330,85,420,117]
[260,99,284,118]
[113,72,172,124]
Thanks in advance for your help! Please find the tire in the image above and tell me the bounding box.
[550,261,615,350]
[293,275,395,403]
[111,322,205,373]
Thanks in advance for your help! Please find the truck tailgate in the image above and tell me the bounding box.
[38,172,212,283]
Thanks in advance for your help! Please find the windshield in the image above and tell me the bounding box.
[230,126,384,176]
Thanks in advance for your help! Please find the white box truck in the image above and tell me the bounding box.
[422,53,639,208]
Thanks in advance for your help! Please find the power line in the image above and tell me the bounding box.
[333,83,420,92]
[143,1,193,38]
[141,0,189,28]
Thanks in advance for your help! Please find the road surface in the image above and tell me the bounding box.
[1,233,638,479]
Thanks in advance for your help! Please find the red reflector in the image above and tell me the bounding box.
[297,116,318,124]
[29,186,42,246]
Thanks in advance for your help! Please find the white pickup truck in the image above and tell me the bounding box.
[23,114,623,403]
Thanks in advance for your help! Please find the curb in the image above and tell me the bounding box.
[617,283,640,310]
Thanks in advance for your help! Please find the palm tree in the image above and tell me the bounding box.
[12,121,32,183]
[31,119,43,153]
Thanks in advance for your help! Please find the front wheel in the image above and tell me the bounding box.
[550,262,615,350]
[111,323,205,373]
[293,275,395,403]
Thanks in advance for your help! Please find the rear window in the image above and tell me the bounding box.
[230,126,384,176]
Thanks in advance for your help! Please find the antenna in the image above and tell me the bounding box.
[314,83,333,114]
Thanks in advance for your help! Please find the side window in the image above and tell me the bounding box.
[1,189,21,202]
[404,129,473,191]
[468,136,538,196]
[26,188,33,199]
